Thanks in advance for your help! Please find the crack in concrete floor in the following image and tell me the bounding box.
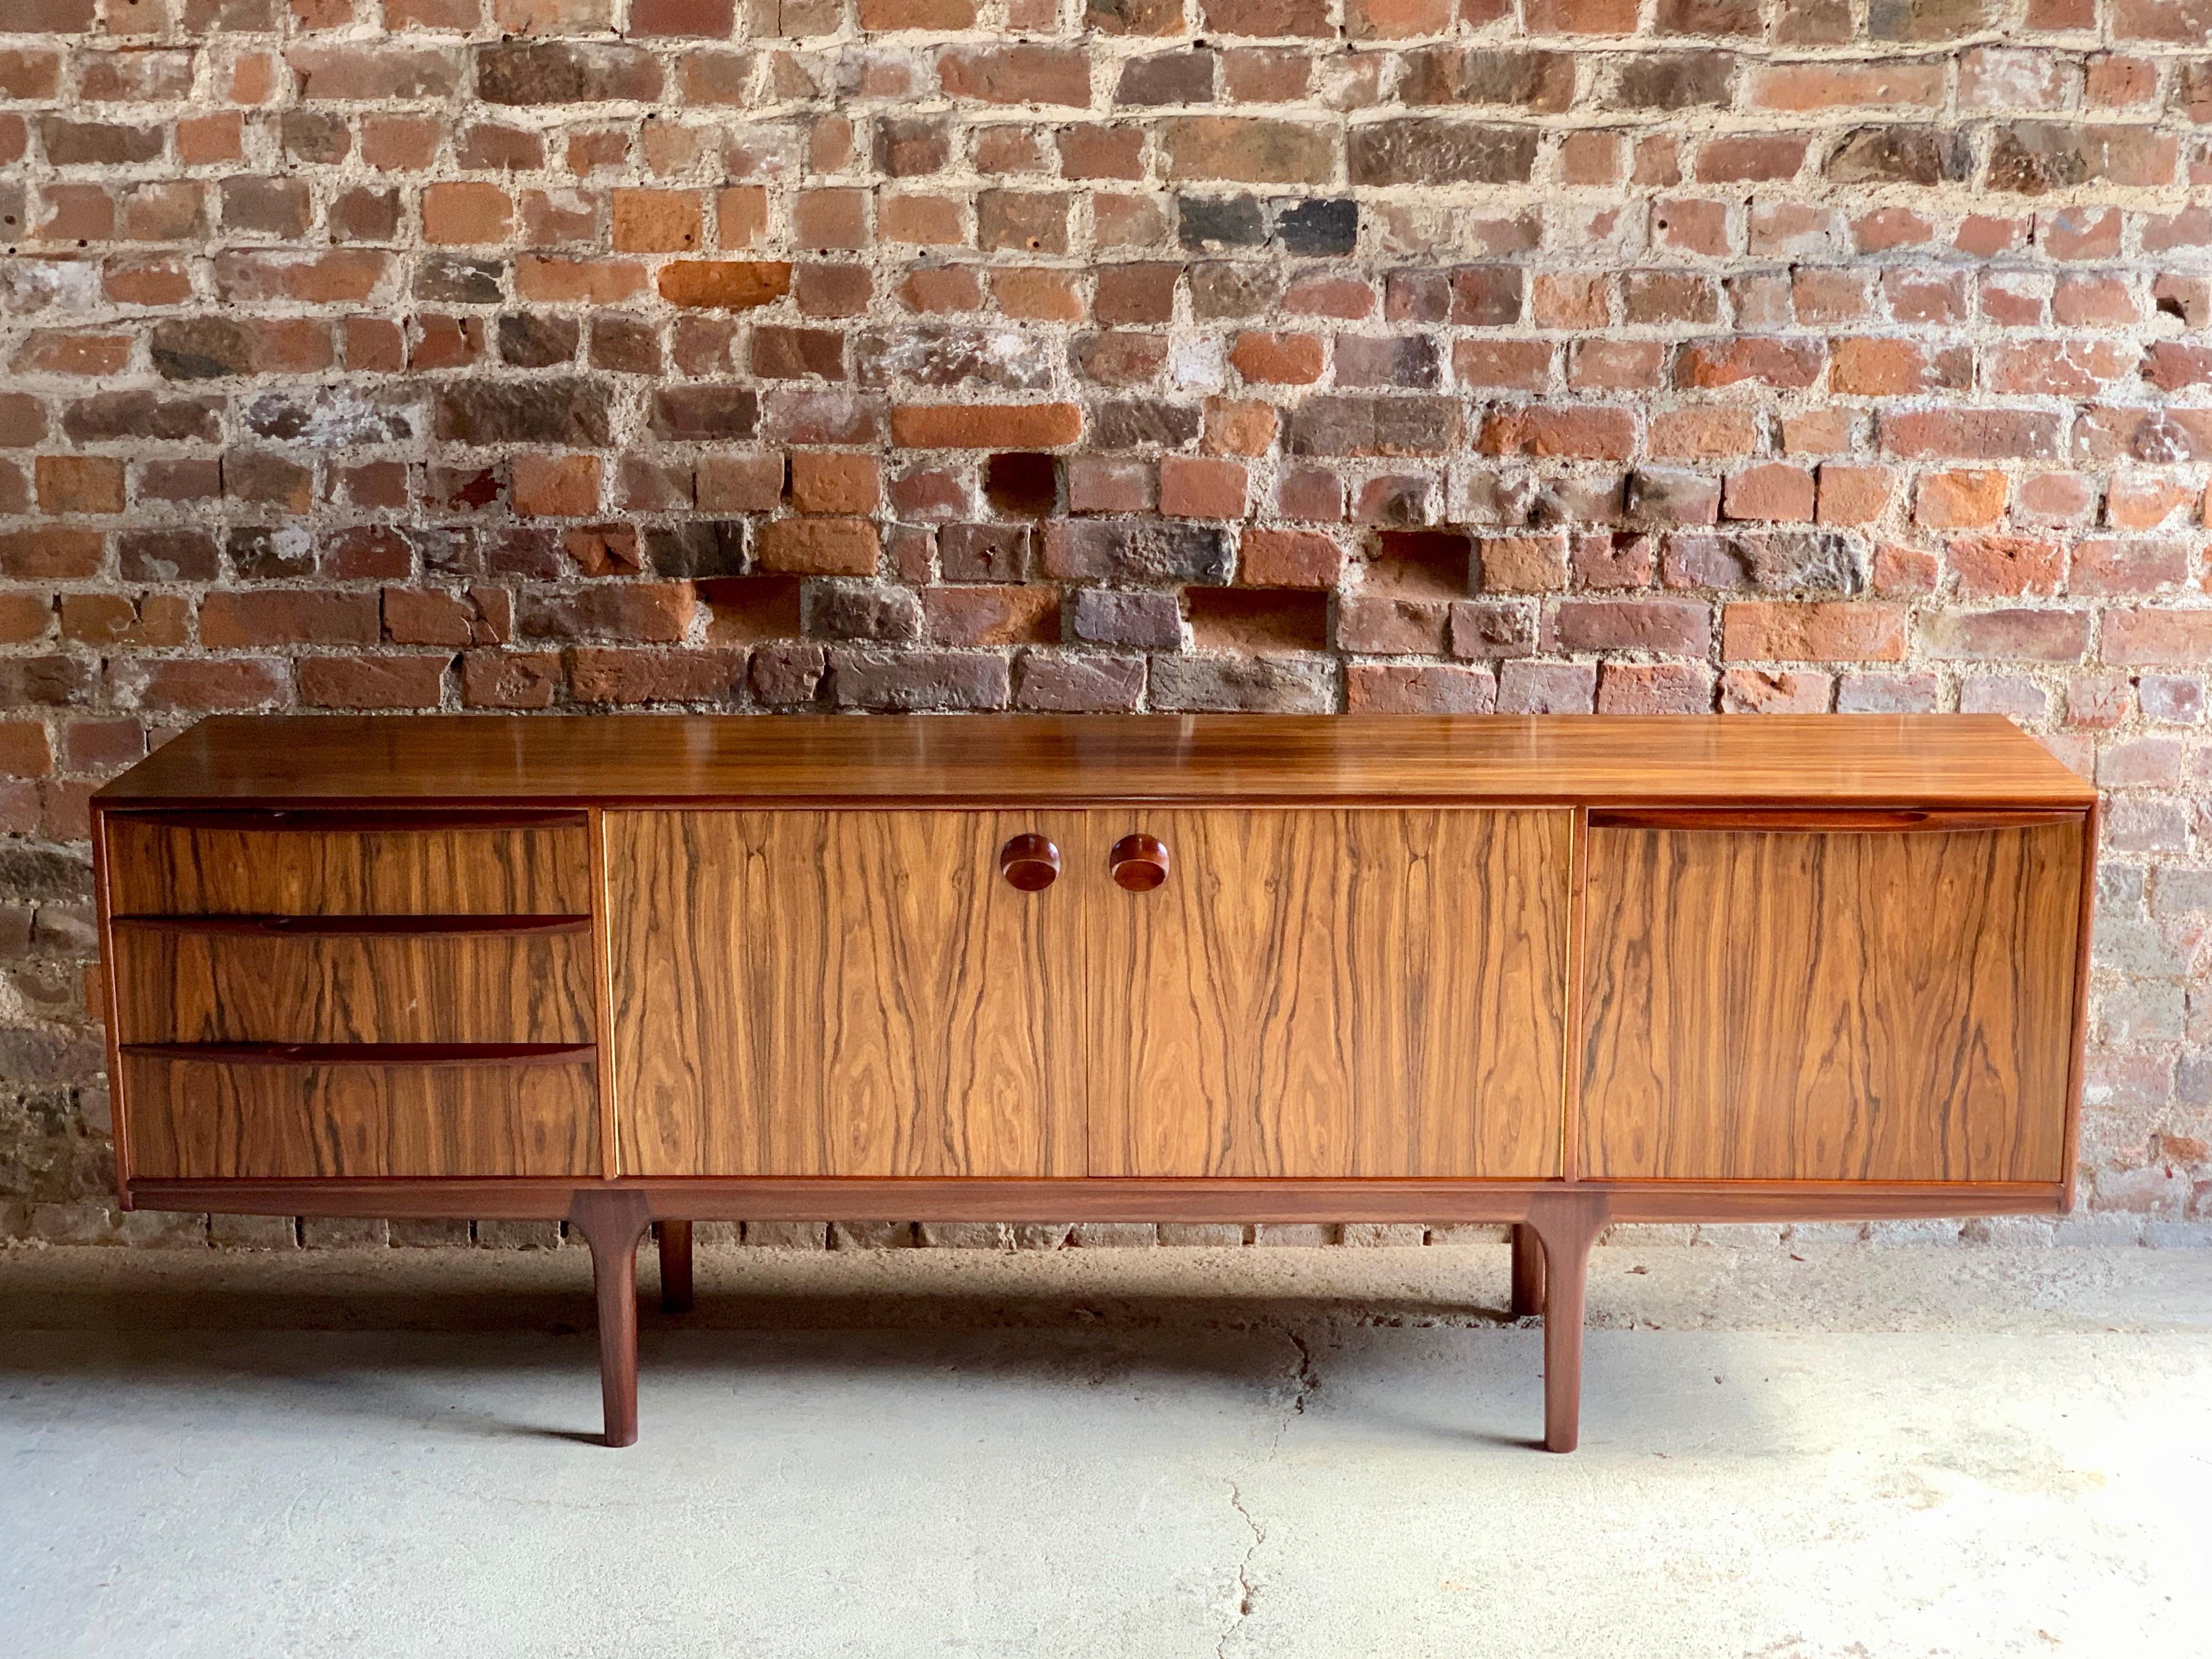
[2,1243,2208,1659]
[1213,1326,1318,1657]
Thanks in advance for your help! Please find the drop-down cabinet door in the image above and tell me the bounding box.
[1578,811,2087,1183]
[607,811,1088,1177]
[1085,810,1573,1179]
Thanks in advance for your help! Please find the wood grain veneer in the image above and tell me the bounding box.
[607,810,1086,1178]
[106,814,592,916]
[89,712,2098,1453]
[1578,814,2084,1183]
[95,714,2093,811]
[112,926,596,1046]
[123,1053,599,1179]
[1088,809,1569,1179]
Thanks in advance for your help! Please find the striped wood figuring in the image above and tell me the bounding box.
[122,1052,600,1179]
[607,810,1088,1177]
[105,815,591,916]
[1578,817,2084,1183]
[1086,809,1571,1179]
[111,924,597,1047]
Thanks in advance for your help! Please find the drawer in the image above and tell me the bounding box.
[112,919,597,1047]
[121,1048,600,1178]
[105,810,593,917]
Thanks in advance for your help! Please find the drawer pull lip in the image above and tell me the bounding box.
[121,1042,595,1066]
[109,809,589,832]
[1108,833,1171,891]
[112,913,594,938]
[999,833,1061,891]
[1588,808,2072,833]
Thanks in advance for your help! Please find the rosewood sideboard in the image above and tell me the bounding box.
[92,713,2096,1451]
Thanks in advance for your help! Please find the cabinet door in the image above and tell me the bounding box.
[607,811,1085,1177]
[1085,810,1571,1178]
[1579,814,2085,1183]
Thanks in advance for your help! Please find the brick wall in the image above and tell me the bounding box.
[2,0,2209,1246]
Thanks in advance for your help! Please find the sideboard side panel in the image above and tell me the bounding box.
[1579,817,2085,1182]
[607,810,1086,1178]
[1086,808,1571,1179]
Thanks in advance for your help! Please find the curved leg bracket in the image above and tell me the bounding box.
[568,1189,654,1448]
[1521,1192,1610,1454]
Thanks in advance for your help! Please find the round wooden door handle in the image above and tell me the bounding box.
[999,833,1060,891]
[1108,833,1170,892]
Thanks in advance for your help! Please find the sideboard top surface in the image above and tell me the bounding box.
[96,714,2092,810]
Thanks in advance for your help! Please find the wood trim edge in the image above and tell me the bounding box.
[1561,805,1587,1184]
[121,1176,2069,1226]
[2059,797,2098,1213]
[119,1042,596,1066]
[588,806,620,1181]
[1587,808,2085,833]
[93,805,132,1209]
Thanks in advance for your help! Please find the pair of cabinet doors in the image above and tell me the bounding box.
[606,809,1573,1180]
[608,809,2084,1186]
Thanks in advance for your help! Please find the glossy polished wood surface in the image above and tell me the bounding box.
[96,714,2092,810]
[106,816,591,915]
[608,810,1086,1177]
[1088,810,1570,1178]
[113,927,596,1046]
[123,1053,599,1178]
[1579,817,2083,1182]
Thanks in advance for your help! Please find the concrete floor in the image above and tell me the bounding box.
[2,1241,2208,1659]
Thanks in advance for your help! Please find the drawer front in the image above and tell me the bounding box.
[122,1052,599,1178]
[105,811,592,917]
[112,922,596,1047]
[1579,812,2085,1183]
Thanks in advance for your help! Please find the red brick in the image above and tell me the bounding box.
[1478,406,1636,461]
[1230,332,1325,385]
[1159,456,1247,519]
[2103,608,2212,665]
[512,454,603,518]
[891,403,1083,448]
[1239,529,1343,588]
[658,261,794,309]
[199,590,380,648]
[1346,664,1496,713]
[1598,661,1714,714]
[1914,470,2008,530]
[35,456,126,515]
[1721,601,1908,662]
[1816,464,1894,525]
[936,46,1091,106]
[756,516,881,575]
[922,585,1059,646]
[1722,463,1816,523]
[298,655,449,710]
[790,452,881,514]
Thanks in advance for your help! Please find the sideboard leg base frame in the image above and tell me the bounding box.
[569,1189,654,1448]
[1508,1223,1546,1320]
[658,1220,695,1315]
[1523,1193,1610,1454]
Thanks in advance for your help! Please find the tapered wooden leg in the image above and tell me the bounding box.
[1522,1193,1610,1454]
[1509,1222,1546,1319]
[657,1220,694,1315]
[568,1190,653,1448]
